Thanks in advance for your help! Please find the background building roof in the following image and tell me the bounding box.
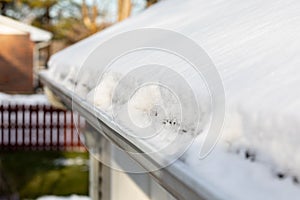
[0,15,53,42]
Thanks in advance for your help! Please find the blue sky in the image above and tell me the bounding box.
[73,0,146,22]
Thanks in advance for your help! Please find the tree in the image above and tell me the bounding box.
[24,0,58,31]
[118,0,132,21]
[82,0,98,33]
[0,0,17,16]
[146,0,157,7]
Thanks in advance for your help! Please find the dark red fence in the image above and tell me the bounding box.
[0,104,86,151]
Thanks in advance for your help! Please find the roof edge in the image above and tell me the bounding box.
[0,15,53,42]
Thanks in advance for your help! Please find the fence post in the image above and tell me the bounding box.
[8,104,11,148]
[22,105,25,149]
[1,105,4,147]
[15,105,18,148]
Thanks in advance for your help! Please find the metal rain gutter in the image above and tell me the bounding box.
[39,71,227,200]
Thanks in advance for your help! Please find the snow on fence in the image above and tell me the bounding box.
[0,104,86,151]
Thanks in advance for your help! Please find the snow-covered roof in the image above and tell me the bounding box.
[0,15,52,42]
[44,0,300,199]
[0,92,49,105]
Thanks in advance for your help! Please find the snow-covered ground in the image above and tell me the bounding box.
[0,92,49,105]
[54,157,89,166]
[45,0,300,199]
[37,195,90,200]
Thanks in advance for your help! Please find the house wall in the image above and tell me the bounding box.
[85,124,177,200]
[0,34,34,94]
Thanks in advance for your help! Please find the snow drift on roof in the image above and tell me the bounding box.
[45,0,300,199]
